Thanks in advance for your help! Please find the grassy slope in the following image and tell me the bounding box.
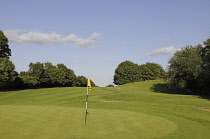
[0,80,210,139]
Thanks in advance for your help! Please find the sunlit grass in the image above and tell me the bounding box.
[0,80,210,138]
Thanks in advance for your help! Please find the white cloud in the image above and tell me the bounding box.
[148,46,177,56]
[63,32,100,47]
[4,30,101,47]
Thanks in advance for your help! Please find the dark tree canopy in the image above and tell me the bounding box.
[166,43,210,94]
[0,58,16,89]
[167,45,202,90]
[198,39,210,94]
[144,62,166,79]
[27,62,77,87]
[114,61,142,85]
[56,63,77,87]
[138,64,155,81]
[77,76,88,87]
[113,61,165,85]
[0,31,11,58]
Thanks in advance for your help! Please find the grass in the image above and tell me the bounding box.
[0,80,210,139]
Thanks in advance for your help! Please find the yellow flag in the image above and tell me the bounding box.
[87,78,92,90]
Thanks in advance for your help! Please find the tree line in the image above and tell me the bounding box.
[113,37,210,96]
[113,61,166,85]
[1,29,210,96]
[0,30,95,90]
[0,59,96,90]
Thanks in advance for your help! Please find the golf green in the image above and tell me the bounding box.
[0,105,176,139]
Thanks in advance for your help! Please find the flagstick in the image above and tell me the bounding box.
[84,85,89,125]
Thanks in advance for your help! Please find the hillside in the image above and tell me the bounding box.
[115,79,168,92]
[0,80,210,139]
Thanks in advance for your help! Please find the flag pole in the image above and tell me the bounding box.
[85,78,91,125]
[84,85,89,125]
[85,78,92,125]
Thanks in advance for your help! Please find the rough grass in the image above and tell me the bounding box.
[0,80,210,139]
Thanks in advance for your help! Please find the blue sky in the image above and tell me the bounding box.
[1,0,210,86]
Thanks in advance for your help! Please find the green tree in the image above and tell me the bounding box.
[56,64,77,87]
[76,76,96,87]
[114,61,142,85]
[0,31,11,58]
[166,45,203,92]
[28,62,46,87]
[144,62,166,79]
[28,62,77,87]
[138,64,155,80]
[198,38,210,94]
[20,71,30,76]
[77,76,88,87]
[0,58,16,89]
[90,79,96,87]
[45,63,59,86]
[19,75,38,88]
[106,84,114,87]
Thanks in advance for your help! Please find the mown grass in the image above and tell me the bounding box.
[116,79,167,91]
[0,80,210,139]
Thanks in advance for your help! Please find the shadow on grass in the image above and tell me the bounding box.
[0,87,47,92]
[150,83,171,93]
[197,94,210,100]
[0,88,23,92]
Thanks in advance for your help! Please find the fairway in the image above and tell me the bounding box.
[0,80,210,139]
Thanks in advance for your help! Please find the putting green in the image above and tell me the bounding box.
[0,105,177,139]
